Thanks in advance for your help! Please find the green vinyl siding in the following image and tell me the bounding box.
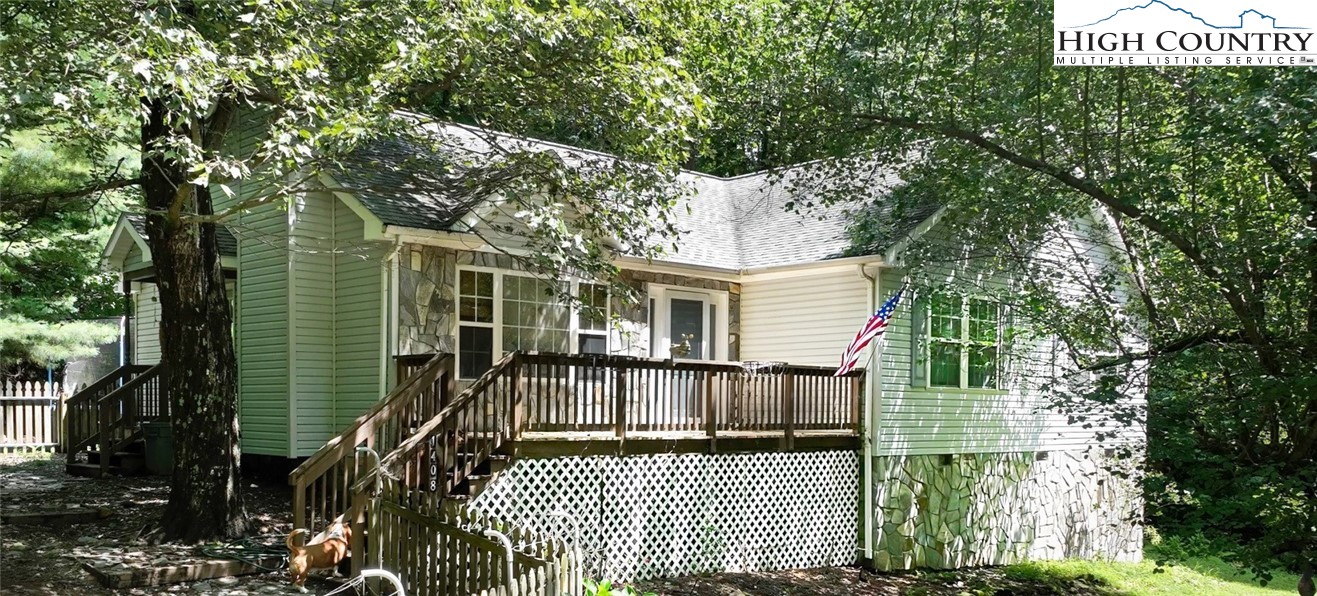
[332,197,385,431]
[124,243,147,269]
[214,109,290,456]
[236,199,290,456]
[290,192,337,455]
[132,282,161,365]
[874,218,1142,456]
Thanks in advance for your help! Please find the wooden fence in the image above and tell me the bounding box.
[0,381,63,450]
[354,475,581,596]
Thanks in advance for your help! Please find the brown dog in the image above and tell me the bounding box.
[285,524,351,592]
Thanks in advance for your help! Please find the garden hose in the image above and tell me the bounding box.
[196,536,289,572]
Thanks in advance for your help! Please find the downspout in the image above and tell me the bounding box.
[121,276,132,367]
[383,237,403,392]
[857,264,879,565]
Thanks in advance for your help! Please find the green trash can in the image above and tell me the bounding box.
[142,421,173,476]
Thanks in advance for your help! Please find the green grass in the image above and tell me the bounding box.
[1004,544,1302,596]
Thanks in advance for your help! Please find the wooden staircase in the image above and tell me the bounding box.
[289,353,458,535]
[64,364,167,478]
[375,352,524,504]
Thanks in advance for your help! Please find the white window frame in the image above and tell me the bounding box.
[575,281,610,355]
[454,265,613,378]
[646,283,730,360]
[924,294,1004,390]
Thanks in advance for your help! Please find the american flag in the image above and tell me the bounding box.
[835,284,908,376]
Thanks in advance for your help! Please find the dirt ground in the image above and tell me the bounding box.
[2,452,1107,596]
[637,566,1111,595]
[0,452,312,595]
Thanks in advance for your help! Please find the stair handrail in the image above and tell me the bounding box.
[64,364,151,458]
[356,351,519,497]
[66,365,151,406]
[94,364,165,476]
[289,352,452,488]
[289,352,454,531]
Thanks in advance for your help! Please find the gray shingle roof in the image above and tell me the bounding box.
[331,138,471,231]
[335,122,939,271]
[125,214,238,258]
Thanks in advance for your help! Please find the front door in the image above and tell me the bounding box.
[667,292,709,360]
[666,291,712,422]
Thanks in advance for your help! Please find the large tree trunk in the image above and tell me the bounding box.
[141,100,247,542]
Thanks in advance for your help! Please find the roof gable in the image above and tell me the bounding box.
[330,119,939,271]
[102,214,239,269]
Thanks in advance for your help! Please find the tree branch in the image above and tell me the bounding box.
[850,112,1278,370]
[5,175,141,206]
[1083,329,1243,371]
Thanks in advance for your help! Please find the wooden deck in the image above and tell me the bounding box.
[291,351,866,592]
[470,353,864,456]
[510,429,859,457]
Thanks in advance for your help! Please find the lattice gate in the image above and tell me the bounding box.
[469,451,859,581]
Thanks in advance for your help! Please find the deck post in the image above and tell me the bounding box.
[350,488,367,577]
[783,369,795,451]
[613,364,627,442]
[293,483,307,532]
[511,357,524,436]
[98,402,112,477]
[851,373,863,435]
[704,370,716,453]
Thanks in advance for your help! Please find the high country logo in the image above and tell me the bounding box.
[1054,0,1317,66]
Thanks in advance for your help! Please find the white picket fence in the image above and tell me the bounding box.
[0,381,64,450]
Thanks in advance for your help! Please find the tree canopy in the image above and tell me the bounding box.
[695,0,1316,583]
[1,0,706,541]
[0,129,128,366]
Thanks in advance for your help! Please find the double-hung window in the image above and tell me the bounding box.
[577,283,609,355]
[456,268,609,378]
[926,294,1002,389]
[458,270,497,379]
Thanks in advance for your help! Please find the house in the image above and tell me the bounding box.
[85,115,1143,586]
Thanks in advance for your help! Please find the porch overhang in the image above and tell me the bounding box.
[101,213,239,281]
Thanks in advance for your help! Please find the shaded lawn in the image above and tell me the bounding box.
[637,545,1301,596]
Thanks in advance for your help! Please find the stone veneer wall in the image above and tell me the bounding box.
[398,244,457,355]
[869,450,1143,571]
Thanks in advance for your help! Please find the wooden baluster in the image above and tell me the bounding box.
[783,369,795,450]
[512,358,524,437]
[613,364,627,442]
[350,487,367,577]
[705,369,716,452]
[851,373,863,434]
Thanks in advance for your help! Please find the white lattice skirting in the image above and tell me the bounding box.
[469,451,859,581]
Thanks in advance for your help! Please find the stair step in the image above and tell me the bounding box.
[462,474,494,497]
[115,452,146,475]
[486,455,510,473]
[86,450,147,470]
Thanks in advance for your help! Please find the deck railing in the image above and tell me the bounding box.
[378,352,519,501]
[289,353,454,534]
[516,353,863,444]
[349,351,857,594]
[64,364,153,462]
